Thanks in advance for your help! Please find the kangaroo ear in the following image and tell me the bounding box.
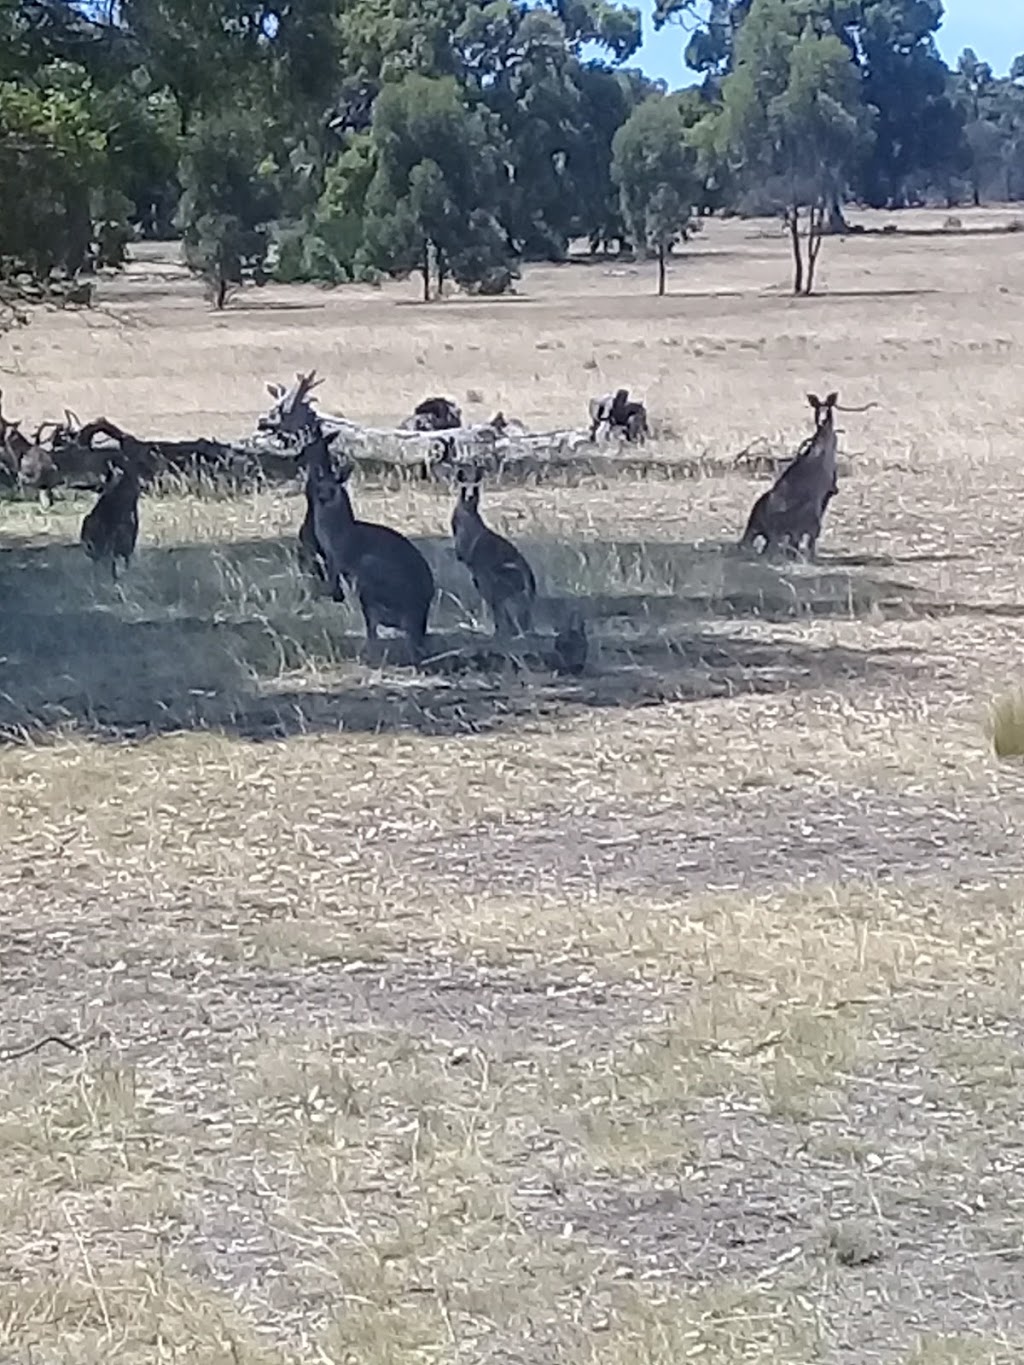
[824,391,838,407]
[807,393,821,409]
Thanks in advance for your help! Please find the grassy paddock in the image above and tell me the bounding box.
[2,210,1024,1363]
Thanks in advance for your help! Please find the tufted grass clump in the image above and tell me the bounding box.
[988,690,1024,760]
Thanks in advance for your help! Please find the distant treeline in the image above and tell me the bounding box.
[1,0,1022,304]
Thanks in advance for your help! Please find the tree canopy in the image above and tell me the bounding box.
[0,0,1019,309]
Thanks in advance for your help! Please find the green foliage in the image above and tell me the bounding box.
[177,113,278,306]
[0,59,113,277]
[715,0,870,293]
[0,0,1015,309]
[855,0,965,207]
[951,49,1024,204]
[99,87,180,237]
[361,73,514,297]
[612,95,701,292]
[653,0,969,209]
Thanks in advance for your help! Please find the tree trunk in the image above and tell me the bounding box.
[787,208,804,296]
[804,201,826,296]
[422,240,431,302]
[826,196,848,235]
[175,93,193,139]
[215,274,228,309]
[657,244,666,297]
[63,188,92,276]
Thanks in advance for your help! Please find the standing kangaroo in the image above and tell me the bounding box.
[740,392,839,560]
[80,452,141,581]
[451,467,536,637]
[301,428,435,660]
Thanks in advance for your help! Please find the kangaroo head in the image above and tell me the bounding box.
[609,389,630,420]
[456,466,483,512]
[807,392,839,429]
[310,464,349,512]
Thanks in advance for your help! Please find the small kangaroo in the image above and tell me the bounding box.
[80,453,141,580]
[451,467,536,637]
[302,429,435,659]
[18,432,60,509]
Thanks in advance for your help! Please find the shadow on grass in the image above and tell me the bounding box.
[228,299,328,314]
[0,529,932,743]
[823,551,973,569]
[814,288,941,300]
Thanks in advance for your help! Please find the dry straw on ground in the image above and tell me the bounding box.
[1,207,1024,1364]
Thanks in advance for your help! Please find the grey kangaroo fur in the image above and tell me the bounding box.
[80,449,141,580]
[301,427,435,659]
[740,392,839,560]
[451,467,536,637]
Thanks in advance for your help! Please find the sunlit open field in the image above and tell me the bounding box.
[2,207,1024,1364]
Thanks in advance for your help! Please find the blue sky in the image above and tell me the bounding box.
[634,0,1023,85]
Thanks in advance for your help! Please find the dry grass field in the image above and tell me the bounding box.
[1,206,1024,1364]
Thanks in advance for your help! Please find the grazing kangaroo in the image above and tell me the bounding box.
[404,396,462,432]
[588,389,650,444]
[451,467,536,637]
[302,429,435,659]
[740,392,839,560]
[80,452,141,580]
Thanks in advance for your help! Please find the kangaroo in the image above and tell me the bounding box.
[588,389,650,444]
[451,467,536,637]
[296,443,329,585]
[740,392,839,560]
[302,429,435,659]
[80,452,141,580]
[0,420,27,487]
[18,429,61,509]
[404,396,462,432]
[552,608,588,675]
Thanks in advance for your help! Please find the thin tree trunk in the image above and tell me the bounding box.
[804,202,826,296]
[657,243,666,297]
[422,240,431,302]
[788,207,803,296]
[827,195,848,234]
[63,188,92,276]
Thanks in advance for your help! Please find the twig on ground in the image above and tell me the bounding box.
[1,1033,81,1062]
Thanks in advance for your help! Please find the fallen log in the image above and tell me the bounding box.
[254,404,600,477]
[37,417,852,493]
[45,418,293,490]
